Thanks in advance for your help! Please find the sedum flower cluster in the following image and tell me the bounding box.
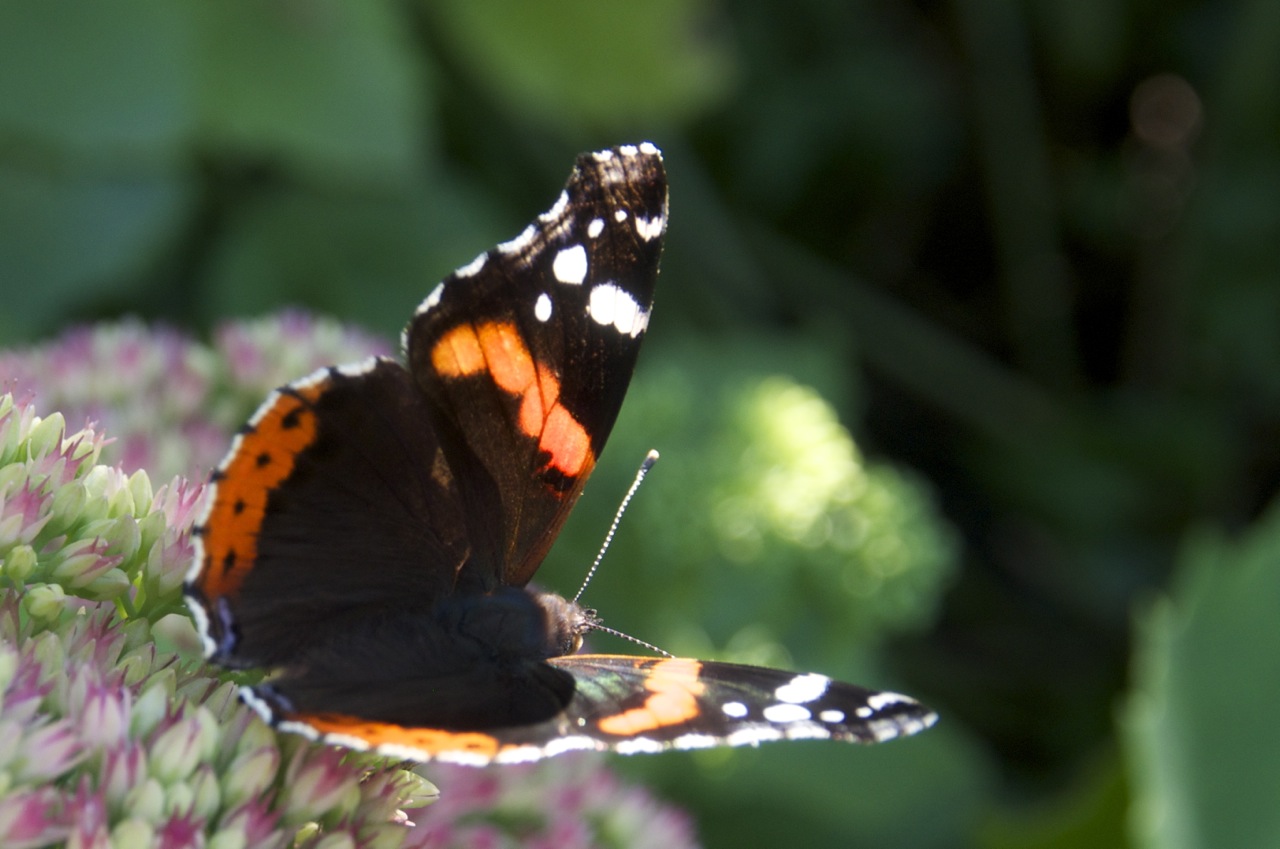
[0,314,393,482]
[0,394,436,848]
[0,316,700,849]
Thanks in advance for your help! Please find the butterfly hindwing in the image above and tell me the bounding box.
[551,656,935,753]
[258,655,936,767]
[187,358,468,667]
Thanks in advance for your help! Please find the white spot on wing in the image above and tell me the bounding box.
[333,358,380,378]
[867,691,912,711]
[722,701,749,719]
[615,737,666,755]
[540,190,569,223]
[819,709,846,724]
[587,283,648,337]
[493,745,544,764]
[781,723,833,741]
[542,736,601,758]
[434,749,492,767]
[376,743,441,763]
[672,733,719,750]
[498,224,537,255]
[455,253,486,278]
[415,282,445,316]
[763,703,813,724]
[634,214,665,242]
[275,718,320,741]
[552,244,588,285]
[535,293,552,322]
[639,141,660,155]
[323,732,374,752]
[587,218,605,238]
[614,208,628,222]
[726,726,783,747]
[775,673,831,704]
[186,600,214,655]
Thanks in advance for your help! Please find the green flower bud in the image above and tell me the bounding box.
[129,469,154,516]
[397,772,439,809]
[152,613,202,659]
[100,515,141,562]
[136,511,166,562]
[358,825,409,849]
[150,716,208,784]
[223,747,281,808]
[313,833,358,849]
[131,671,176,738]
[0,462,25,492]
[0,718,22,773]
[0,643,16,691]
[111,818,154,847]
[23,583,67,622]
[115,643,156,688]
[76,488,112,526]
[47,479,87,536]
[209,829,249,849]
[25,413,66,460]
[123,778,166,823]
[15,720,85,781]
[165,781,194,817]
[233,714,278,757]
[190,764,223,820]
[83,568,132,599]
[3,544,37,584]
[64,426,102,464]
[49,538,108,586]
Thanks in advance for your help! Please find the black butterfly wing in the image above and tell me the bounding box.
[403,144,668,590]
[187,144,668,736]
[548,656,938,753]
[253,654,936,766]
[187,359,468,668]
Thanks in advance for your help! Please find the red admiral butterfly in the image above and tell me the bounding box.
[185,143,936,765]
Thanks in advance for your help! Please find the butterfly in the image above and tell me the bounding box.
[185,143,935,765]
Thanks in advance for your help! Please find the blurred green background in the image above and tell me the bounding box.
[3,0,1279,847]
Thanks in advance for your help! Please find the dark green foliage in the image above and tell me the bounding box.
[4,0,1279,846]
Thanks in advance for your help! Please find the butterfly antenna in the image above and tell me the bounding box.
[572,449,659,604]
[587,621,674,658]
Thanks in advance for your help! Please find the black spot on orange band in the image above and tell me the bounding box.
[197,383,326,601]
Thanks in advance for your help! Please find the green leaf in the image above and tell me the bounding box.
[0,164,192,339]
[429,0,734,130]
[0,1,195,156]
[197,0,428,182]
[198,175,502,332]
[1123,504,1280,849]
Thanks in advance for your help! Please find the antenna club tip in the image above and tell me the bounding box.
[644,449,660,467]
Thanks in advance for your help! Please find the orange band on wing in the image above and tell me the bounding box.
[597,658,706,736]
[539,404,591,480]
[430,321,594,480]
[199,383,325,600]
[298,713,504,761]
